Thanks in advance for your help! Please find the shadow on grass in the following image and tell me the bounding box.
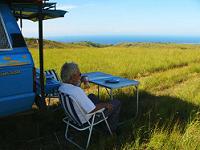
[0,90,199,150]
[105,90,200,150]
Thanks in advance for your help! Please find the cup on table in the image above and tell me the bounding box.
[81,75,90,88]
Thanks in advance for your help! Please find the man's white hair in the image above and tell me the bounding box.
[60,62,79,83]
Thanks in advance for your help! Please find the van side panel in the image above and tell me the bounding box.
[0,66,33,97]
[0,93,35,116]
[0,3,35,117]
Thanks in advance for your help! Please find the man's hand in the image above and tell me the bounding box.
[106,103,113,112]
[81,76,90,89]
[90,102,113,113]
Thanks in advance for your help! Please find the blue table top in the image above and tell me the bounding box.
[84,72,139,89]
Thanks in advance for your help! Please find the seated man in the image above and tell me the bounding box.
[59,62,121,132]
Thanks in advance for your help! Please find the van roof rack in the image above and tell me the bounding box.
[8,0,67,21]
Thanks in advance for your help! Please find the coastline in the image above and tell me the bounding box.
[45,35,200,45]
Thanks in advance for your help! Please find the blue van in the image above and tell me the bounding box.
[0,3,35,117]
[0,1,66,117]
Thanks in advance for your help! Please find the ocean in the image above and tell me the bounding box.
[46,35,200,45]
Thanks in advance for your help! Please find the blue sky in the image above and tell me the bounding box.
[20,0,200,38]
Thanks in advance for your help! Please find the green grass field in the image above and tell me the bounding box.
[1,42,200,150]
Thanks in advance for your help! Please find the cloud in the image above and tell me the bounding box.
[57,4,78,10]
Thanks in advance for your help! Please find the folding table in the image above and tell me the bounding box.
[84,72,140,116]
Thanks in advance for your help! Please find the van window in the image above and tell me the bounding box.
[11,33,26,48]
[0,13,12,50]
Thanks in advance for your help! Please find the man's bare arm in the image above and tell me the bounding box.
[89,103,112,113]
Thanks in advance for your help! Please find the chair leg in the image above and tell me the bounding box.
[105,119,112,135]
[85,115,96,149]
[86,126,94,149]
[65,121,70,139]
[102,113,113,135]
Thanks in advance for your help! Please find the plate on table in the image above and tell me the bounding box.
[105,78,120,83]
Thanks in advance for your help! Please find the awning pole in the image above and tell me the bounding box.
[20,10,22,31]
[38,0,46,108]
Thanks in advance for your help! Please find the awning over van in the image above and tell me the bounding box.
[8,0,67,21]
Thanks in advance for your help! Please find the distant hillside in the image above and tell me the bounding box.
[25,38,112,49]
[115,42,199,49]
[25,38,199,50]
[25,38,67,49]
[68,41,113,48]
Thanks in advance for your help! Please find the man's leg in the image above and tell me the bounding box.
[88,94,121,132]
[107,99,121,132]
[88,93,100,105]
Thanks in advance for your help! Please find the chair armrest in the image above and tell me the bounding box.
[87,108,105,116]
[63,116,69,123]
[95,108,105,113]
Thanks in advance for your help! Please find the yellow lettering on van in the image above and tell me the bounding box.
[22,55,27,59]
[3,57,11,60]
[10,60,19,63]
[0,70,21,77]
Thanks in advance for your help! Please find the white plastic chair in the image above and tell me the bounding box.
[59,92,112,150]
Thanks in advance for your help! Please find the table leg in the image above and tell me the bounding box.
[135,85,139,117]
[98,85,100,99]
[110,89,113,100]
